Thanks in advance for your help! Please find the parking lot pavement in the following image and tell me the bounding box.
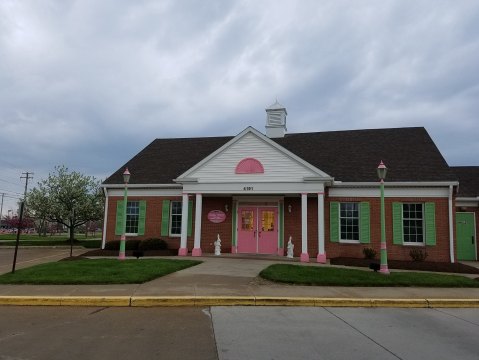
[0,247,85,275]
[1,306,478,360]
[0,306,218,360]
[212,307,479,360]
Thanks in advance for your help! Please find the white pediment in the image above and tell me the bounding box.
[175,127,332,184]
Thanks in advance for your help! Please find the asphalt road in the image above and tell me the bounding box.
[1,306,478,360]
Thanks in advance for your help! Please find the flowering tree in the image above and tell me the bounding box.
[27,166,104,242]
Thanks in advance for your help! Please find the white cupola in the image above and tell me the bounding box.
[265,100,287,138]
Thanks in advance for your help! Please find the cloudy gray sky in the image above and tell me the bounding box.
[1,0,478,211]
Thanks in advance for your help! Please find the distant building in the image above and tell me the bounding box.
[102,102,478,263]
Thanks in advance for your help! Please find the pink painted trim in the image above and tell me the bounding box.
[231,246,237,254]
[316,253,327,263]
[277,248,284,256]
[380,265,390,274]
[192,248,202,257]
[380,243,387,250]
[235,158,264,174]
[300,253,310,263]
[301,192,308,195]
[178,247,188,256]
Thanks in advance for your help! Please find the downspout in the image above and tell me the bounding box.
[448,185,454,263]
[102,187,109,249]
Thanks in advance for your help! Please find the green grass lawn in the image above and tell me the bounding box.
[0,259,201,285]
[0,234,101,248]
[260,264,479,287]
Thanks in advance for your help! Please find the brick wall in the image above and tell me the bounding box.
[106,194,455,262]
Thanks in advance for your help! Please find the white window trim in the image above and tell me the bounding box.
[169,200,182,237]
[339,202,360,243]
[402,203,425,245]
[125,201,140,236]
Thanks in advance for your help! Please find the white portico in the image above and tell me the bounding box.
[174,125,333,262]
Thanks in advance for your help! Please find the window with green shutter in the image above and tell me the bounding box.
[392,202,436,246]
[332,202,370,244]
[187,200,193,236]
[115,200,145,236]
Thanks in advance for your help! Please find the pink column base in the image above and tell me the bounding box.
[380,265,390,274]
[178,247,188,256]
[300,253,310,263]
[277,248,284,256]
[118,252,126,260]
[231,246,237,253]
[192,248,202,257]
[316,253,327,263]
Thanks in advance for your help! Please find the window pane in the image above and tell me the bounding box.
[402,203,424,243]
[126,201,139,234]
[261,211,275,231]
[340,203,359,241]
[241,211,254,231]
[170,201,182,235]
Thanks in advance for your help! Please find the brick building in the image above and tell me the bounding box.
[102,102,477,263]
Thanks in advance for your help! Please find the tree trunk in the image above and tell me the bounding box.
[69,225,75,242]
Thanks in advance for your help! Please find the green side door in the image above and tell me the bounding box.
[456,213,476,261]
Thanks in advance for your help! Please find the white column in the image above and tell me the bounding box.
[192,193,202,257]
[317,192,326,263]
[300,193,309,262]
[178,193,189,256]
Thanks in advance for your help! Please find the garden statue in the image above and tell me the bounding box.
[214,234,222,256]
[287,236,294,258]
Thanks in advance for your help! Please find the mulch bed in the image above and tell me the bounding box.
[330,257,479,274]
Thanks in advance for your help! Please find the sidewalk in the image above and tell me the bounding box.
[1,255,479,307]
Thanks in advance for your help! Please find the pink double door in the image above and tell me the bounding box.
[237,207,278,254]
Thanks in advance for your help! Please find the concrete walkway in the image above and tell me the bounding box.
[0,253,479,307]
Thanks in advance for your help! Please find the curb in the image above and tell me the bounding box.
[0,296,479,308]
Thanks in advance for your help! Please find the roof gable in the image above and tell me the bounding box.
[176,127,332,183]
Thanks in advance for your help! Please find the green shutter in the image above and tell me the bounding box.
[115,200,125,235]
[425,202,436,245]
[359,202,370,244]
[138,200,146,236]
[187,200,193,236]
[161,200,170,236]
[392,202,403,245]
[330,202,339,242]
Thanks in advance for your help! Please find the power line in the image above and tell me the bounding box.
[0,188,23,196]
[0,178,23,187]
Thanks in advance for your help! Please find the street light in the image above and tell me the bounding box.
[377,161,389,274]
[119,168,131,260]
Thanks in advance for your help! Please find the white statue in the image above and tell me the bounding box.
[214,234,222,256]
[287,236,294,258]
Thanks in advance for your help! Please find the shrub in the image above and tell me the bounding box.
[362,247,377,260]
[138,238,168,251]
[104,240,140,251]
[409,248,428,262]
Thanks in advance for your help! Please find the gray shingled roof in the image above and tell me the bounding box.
[451,166,479,197]
[103,127,457,185]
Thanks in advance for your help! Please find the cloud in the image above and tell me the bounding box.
[0,0,478,211]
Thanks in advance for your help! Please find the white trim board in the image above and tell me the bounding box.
[108,189,183,197]
[329,187,450,198]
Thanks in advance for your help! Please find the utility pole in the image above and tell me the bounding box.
[12,172,33,273]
